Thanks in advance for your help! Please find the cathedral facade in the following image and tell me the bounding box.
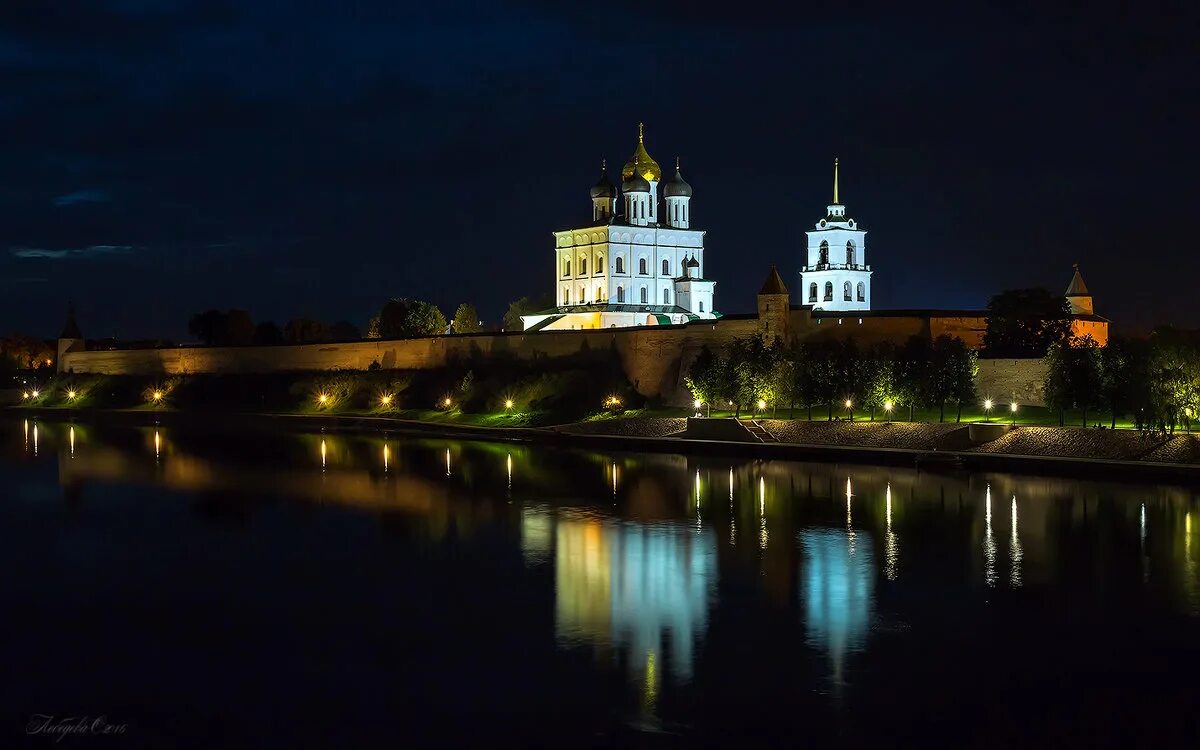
[521,124,718,331]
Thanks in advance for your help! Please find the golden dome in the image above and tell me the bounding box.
[621,122,662,182]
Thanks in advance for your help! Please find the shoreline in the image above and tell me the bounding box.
[9,406,1200,482]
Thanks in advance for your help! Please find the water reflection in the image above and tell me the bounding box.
[8,416,1200,732]
[800,528,874,685]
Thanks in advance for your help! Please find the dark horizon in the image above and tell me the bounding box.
[1,1,1196,341]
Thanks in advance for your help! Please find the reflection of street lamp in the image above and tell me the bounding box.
[983,399,993,421]
[884,400,893,423]
[845,399,853,421]
[1010,401,1018,426]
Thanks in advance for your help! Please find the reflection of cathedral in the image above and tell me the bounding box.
[553,514,716,681]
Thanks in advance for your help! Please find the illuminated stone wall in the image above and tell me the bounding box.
[975,358,1051,406]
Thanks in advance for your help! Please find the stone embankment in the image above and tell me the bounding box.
[564,417,1200,466]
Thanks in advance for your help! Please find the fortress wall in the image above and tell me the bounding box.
[976,358,1049,406]
[60,317,763,405]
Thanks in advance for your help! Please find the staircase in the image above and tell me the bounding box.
[745,420,778,443]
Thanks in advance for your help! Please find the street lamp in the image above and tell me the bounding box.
[504,398,514,410]
[983,399,993,421]
[884,400,893,423]
[845,399,853,421]
[380,394,393,407]
[1010,401,1018,426]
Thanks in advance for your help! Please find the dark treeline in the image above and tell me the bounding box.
[686,334,977,422]
[1044,330,1200,435]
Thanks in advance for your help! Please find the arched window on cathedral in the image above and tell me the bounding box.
[824,282,833,301]
[809,282,817,303]
[846,241,856,267]
[663,288,670,305]
[563,287,570,304]
[617,286,624,303]
[819,241,829,267]
[579,286,585,304]
[564,259,570,277]
[580,258,587,275]
[640,287,648,304]
[596,256,603,273]
[857,282,865,302]
[843,281,852,301]
[639,258,648,275]
[596,286,603,302]
[616,256,625,274]
[662,259,670,276]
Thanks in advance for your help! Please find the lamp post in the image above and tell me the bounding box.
[983,399,993,422]
[884,400,893,423]
[1010,401,1018,426]
[845,399,853,421]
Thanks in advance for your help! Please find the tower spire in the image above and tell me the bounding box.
[638,121,644,144]
[833,157,839,204]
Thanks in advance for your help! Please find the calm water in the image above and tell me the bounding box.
[3,418,1200,747]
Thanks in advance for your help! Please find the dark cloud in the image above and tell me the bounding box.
[10,244,134,259]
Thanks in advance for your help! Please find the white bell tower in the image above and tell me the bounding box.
[800,158,871,311]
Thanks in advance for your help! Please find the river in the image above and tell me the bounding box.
[3,417,1198,747]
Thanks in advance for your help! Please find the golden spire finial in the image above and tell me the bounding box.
[833,157,840,204]
[638,122,644,143]
[675,155,680,171]
[601,157,607,172]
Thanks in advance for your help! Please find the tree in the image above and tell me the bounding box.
[1043,337,1103,427]
[983,288,1073,358]
[328,320,361,341]
[896,336,930,421]
[725,335,782,417]
[927,335,976,422]
[807,340,843,421]
[451,304,483,334]
[369,298,447,339]
[284,318,327,344]
[502,295,554,331]
[253,320,284,345]
[226,309,255,346]
[861,342,899,421]
[1099,337,1136,429]
[685,345,729,412]
[1043,342,1071,426]
[188,309,226,346]
[789,342,822,421]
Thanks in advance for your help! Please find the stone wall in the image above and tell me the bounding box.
[975,358,1049,407]
[61,317,762,406]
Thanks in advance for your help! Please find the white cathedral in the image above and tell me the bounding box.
[520,124,719,331]
[520,126,872,331]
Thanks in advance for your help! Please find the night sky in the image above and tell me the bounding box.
[1,1,1196,340]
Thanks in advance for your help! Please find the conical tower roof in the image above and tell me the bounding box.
[759,265,789,295]
[60,303,82,339]
[1065,264,1090,296]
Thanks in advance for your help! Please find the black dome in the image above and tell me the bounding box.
[621,170,650,193]
[663,160,692,198]
[590,161,615,199]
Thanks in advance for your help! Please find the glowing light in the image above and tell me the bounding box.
[507,452,513,489]
[153,390,164,402]
[69,426,75,456]
[756,399,766,410]
[983,399,993,411]
[1010,402,1018,412]
[66,389,76,399]
[693,399,703,409]
[605,395,622,408]
[21,391,29,400]
[320,438,326,469]
[383,443,389,471]
[443,397,453,408]
[32,423,37,455]
[984,484,997,587]
[844,399,853,408]
[380,394,392,407]
[154,430,161,459]
[1010,495,1023,587]
[759,476,765,516]
[445,447,451,476]
[31,389,39,398]
[504,398,514,410]
[317,393,329,405]
[884,483,898,581]
[884,401,893,411]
